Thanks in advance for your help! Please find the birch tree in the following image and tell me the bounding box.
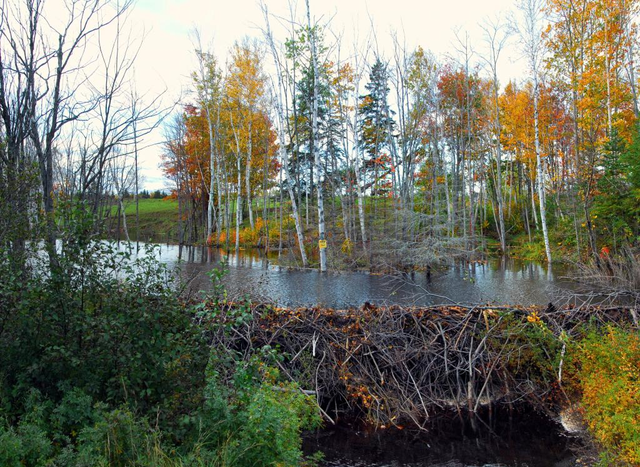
[262,3,308,266]
[518,0,552,262]
[305,0,327,271]
[226,41,268,231]
[192,39,222,240]
[480,18,510,253]
[350,41,371,256]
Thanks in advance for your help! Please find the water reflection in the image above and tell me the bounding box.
[123,242,584,308]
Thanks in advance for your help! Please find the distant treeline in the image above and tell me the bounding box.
[119,189,168,199]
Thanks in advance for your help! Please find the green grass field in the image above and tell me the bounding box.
[120,198,179,215]
[111,198,179,243]
[111,197,286,244]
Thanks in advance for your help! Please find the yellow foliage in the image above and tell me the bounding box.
[576,327,640,464]
[527,311,541,325]
[341,238,354,255]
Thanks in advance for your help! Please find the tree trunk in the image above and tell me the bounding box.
[307,0,326,272]
[533,76,552,263]
[246,118,254,229]
[236,156,242,251]
[120,198,130,242]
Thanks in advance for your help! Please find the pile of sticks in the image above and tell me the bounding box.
[204,301,636,428]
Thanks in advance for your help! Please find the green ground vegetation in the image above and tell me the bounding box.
[0,220,321,466]
[109,198,179,243]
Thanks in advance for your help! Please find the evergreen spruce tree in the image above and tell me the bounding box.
[358,58,396,193]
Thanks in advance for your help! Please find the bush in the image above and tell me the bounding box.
[0,241,208,426]
[0,222,321,466]
[572,327,640,465]
[0,418,52,467]
[198,348,321,467]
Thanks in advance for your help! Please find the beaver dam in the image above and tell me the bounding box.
[203,301,637,428]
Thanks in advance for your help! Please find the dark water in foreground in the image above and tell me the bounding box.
[140,243,588,307]
[303,411,579,467]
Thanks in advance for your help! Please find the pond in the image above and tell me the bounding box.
[137,242,592,308]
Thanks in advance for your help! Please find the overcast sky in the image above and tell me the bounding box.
[129,0,526,190]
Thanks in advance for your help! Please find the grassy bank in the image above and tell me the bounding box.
[110,198,179,243]
[110,198,281,245]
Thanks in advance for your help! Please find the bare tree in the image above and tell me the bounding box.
[517,0,552,263]
[107,148,136,241]
[348,34,372,257]
[0,0,167,264]
[84,13,165,220]
[480,18,510,253]
[261,2,308,267]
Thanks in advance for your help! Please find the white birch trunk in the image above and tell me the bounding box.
[207,115,216,240]
[120,198,130,242]
[281,143,308,266]
[519,0,551,262]
[531,178,540,230]
[246,118,254,229]
[230,117,244,251]
[355,140,368,252]
[215,155,224,232]
[533,76,552,262]
[215,112,224,233]
[307,0,326,272]
[236,156,242,251]
[492,86,506,252]
[480,21,508,252]
[351,55,368,254]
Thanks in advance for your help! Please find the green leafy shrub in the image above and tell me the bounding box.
[0,421,52,467]
[485,311,564,394]
[0,215,321,466]
[0,239,208,430]
[198,349,321,467]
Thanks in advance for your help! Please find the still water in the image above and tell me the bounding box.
[303,411,579,467]
[140,243,588,307]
